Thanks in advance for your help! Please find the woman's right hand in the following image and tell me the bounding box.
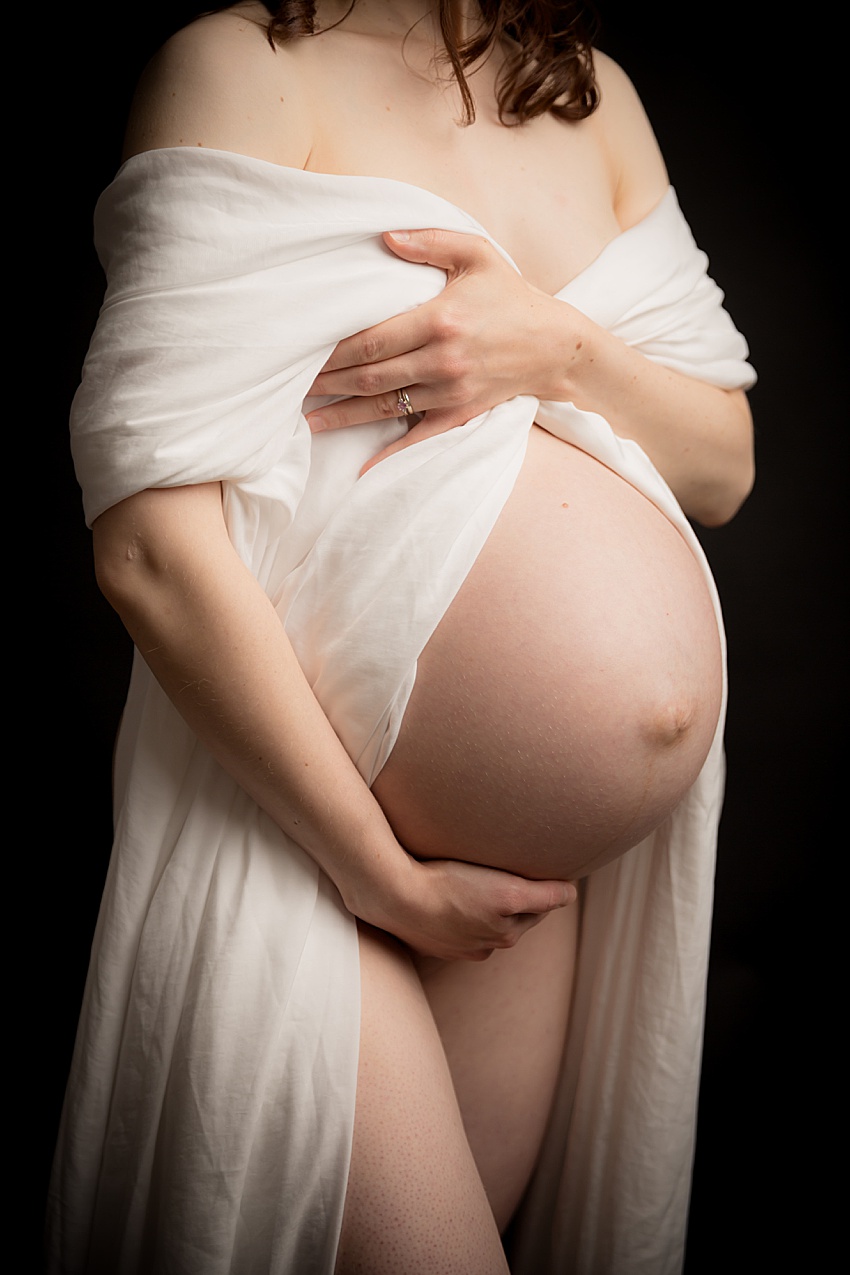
[345,855,577,962]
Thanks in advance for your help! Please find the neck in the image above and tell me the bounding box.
[320,1,484,43]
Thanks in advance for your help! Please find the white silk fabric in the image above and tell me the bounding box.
[50,148,755,1275]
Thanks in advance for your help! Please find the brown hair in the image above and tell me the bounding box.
[256,2,600,125]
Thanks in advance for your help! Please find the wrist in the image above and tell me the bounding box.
[332,823,418,924]
[532,299,598,403]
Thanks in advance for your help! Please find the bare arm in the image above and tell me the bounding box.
[530,304,755,528]
[572,52,754,525]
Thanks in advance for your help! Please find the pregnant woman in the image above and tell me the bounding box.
[48,3,756,1273]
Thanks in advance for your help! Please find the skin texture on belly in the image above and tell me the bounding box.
[372,426,723,881]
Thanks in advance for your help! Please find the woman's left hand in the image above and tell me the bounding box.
[305,228,581,472]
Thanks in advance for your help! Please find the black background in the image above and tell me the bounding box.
[41,4,842,1270]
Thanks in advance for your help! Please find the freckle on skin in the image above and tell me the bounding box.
[561,502,569,508]
[576,341,582,350]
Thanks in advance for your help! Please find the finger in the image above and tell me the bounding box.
[358,407,471,473]
[494,917,540,948]
[312,309,432,383]
[512,911,550,935]
[383,227,493,276]
[310,351,423,402]
[411,941,493,963]
[308,385,431,434]
[488,903,570,952]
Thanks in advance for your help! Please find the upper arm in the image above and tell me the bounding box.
[121,7,313,168]
[592,51,670,231]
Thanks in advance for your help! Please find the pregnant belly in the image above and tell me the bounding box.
[371,425,723,881]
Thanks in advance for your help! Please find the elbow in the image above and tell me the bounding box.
[692,453,755,527]
[91,493,174,620]
[92,524,150,617]
[690,393,756,528]
[91,484,230,628]
[91,484,220,613]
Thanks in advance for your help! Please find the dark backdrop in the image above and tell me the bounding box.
[42,4,842,1270]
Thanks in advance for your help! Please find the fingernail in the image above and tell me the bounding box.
[308,414,326,432]
[388,230,411,242]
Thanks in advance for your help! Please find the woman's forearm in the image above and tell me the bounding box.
[94,485,412,903]
[535,301,755,527]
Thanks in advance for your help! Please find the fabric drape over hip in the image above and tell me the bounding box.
[49,148,755,1275]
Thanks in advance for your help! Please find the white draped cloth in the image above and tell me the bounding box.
[49,148,755,1275]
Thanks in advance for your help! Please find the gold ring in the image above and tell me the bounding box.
[396,389,415,417]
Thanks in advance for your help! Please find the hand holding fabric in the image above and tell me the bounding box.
[304,220,754,523]
[306,227,583,473]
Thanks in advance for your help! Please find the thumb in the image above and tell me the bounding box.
[383,227,489,274]
[514,879,578,915]
[504,877,578,918]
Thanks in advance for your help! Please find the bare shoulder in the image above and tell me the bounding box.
[591,50,669,230]
[122,2,313,169]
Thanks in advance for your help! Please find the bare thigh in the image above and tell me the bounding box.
[415,901,578,1232]
[335,924,509,1275]
[336,907,577,1273]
